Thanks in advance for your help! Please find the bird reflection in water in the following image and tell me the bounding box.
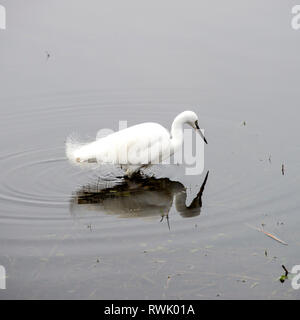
[70,171,209,228]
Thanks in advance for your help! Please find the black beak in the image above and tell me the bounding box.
[195,121,207,144]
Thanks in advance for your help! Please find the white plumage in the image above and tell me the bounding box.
[66,110,207,177]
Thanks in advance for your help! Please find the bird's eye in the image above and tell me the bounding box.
[195,120,200,129]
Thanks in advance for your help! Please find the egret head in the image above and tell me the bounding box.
[183,111,208,144]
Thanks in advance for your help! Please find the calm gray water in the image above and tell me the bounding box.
[0,1,300,299]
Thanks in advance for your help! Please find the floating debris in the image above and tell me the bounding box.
[45,50,51,61]
[237,279,247,283]
[251,282,259,288]
[246,224,288,245]
[264,230,286,245]
[261,230,287,245]
[165,275,172,289]
[279,265,289,283]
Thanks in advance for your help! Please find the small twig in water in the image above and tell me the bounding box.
[280,265,289,283]
[260,229,287,245]
[245,223,288,245]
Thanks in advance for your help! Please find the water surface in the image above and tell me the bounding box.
[0,1,300,299]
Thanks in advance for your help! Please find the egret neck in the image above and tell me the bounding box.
[170,112,190,152]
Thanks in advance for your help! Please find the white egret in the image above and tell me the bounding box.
[66,110,207,177]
